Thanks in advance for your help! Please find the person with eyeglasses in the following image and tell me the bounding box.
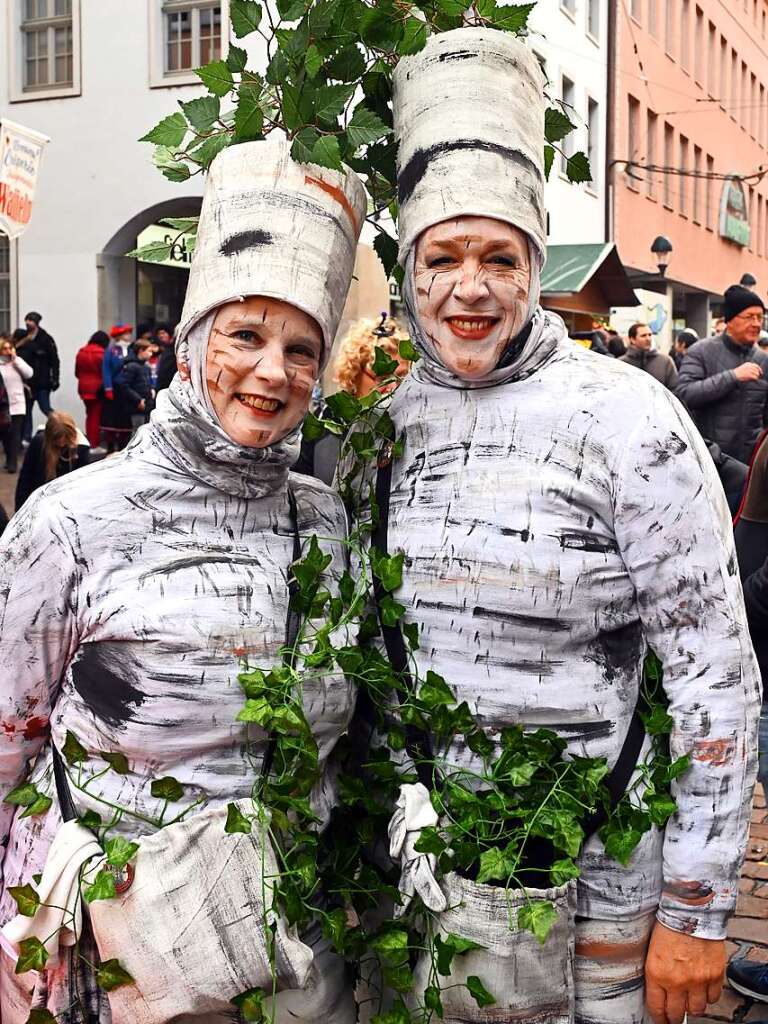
[676,284,768,465]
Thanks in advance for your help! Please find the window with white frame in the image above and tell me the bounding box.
[560,0,576,17]
[560,76,576,173]
[163,1,222,76]
[0,236,10,335]
[587,0,600,39]
[20,0,73,92]
[587,97,599,186]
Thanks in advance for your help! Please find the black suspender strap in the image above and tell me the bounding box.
[371,450,647,839]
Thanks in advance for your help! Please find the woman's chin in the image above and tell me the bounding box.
[223,419,297,449]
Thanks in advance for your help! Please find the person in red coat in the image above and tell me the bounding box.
[74,330,109,447]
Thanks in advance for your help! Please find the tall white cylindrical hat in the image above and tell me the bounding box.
[177,135,367,360]
[393,27,546,265]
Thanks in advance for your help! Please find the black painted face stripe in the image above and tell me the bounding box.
[397,139,542,207]
[220,229,273,256]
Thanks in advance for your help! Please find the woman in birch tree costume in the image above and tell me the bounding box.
[0,137,365,1023]
[370,28,761,1024]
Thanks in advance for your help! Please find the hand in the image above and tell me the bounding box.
[389,782,447,917]
[138,399,146,411]
[733,362,764,382]
[645,921,725,1024]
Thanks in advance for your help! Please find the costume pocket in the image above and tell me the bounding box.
[85,800,313,1024]
[410,872,577,1023]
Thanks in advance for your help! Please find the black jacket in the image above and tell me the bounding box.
[155,346,177,392]
[676,333,768,463]
[16,327,60,392]
[115,357,152,415]
[15,432,90,511]
[743,558,768,702]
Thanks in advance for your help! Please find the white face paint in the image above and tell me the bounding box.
[205,296,322,449]
[413,216,532,381]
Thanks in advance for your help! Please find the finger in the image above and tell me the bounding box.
[686,986,707,1016]
[707,976,723,1005]
[665,989,687,1024]
[645,979,668,1024]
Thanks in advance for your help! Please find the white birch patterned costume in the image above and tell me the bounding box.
[0,137,366,1024]
[374,27,762,1024]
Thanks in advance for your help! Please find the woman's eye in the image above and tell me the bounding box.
[488,255,518,267]
[427,256,455,268]
[232,329,260,343]
[288,345,318,362]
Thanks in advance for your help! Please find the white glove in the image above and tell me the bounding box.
[388,782,447,916]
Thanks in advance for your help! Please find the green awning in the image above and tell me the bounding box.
[541,243,639,307]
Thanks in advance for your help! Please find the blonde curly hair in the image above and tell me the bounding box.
[333,316,411,394]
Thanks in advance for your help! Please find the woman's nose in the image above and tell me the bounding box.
[253,343,288,388]
[452,263,490,304]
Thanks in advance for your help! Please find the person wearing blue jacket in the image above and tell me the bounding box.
[100,324,132,452]
[114,339,155,433]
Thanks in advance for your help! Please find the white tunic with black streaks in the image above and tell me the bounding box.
[378,312,760,939]
[0,378,353,928]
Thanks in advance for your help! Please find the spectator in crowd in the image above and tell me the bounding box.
[714,316,726,334]
[676,284,768,464]
[15,410,90,511]
[728,430,768,1004]
[295,314,412,484]
[15,311,59,443]
[101,324,133,453]
[619,322,678,389]
[115,338,155,433]
[759,329,768,351]
[154,322,178,392]
[74,330,110,448]
[0,334,33,473]
[569,329,610,355]
[671,328,699,369]
[605,328,626,358]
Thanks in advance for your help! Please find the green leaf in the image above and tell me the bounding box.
[150,776,184,802]
[226,44,248,72]
[544,107,575,144]
[641,705,674,735]
[101,751,129,775]
[346,106,391,150]
[126,241,173,263]
[445,932,485,954]
[398,338,420,362]
[314,83,355,124]
[645,792,677,826]
[550,857,581,886]
[188,133,230,168]
[373,230,399,279]
[371,928,409,965]
[402,621,420,650]
[399,17,428,55]
[62,730,89,765]
[371,550,404,592]
[413,826,446,856]
[434,933,457,976]
[20,793,52,818]
[96,958,134,992]
[159,216,199,232]
[467,728,495,758]
[544,144,555,180]
[15,937,48,975]
[277,0,305,17]
[232,986,266,1021]
[225,802,253,834]
[27,1010,58,1024]
[466,974,496,1007]
[476,846,510,884]
[8,883,40,917]
[491,1,535,30]
[152,146,191,182]
[139,112,188,147]
[180,95,221,132]
[305,44,324,78]
[78,809,102,830]
[419,671,455,709]
[424,985,444,1017]
[326,45,366,82]
[434,0,467,14]
[371,1006,410,1024]
[282,83,305,132]
[84,869,117,903]
[378,595,405,627]
[665,753,692,781]
[325,390,361,424]
[310,135,343,172]
[105,837,139,870]
[235,86,265,141]
[231,0,262,37]
[566,151,592,184]
[4,782,39,807]
[518,900,558,945]
[601,825,643,866]
[195,59,234,97]
[291,126,322,165]
[302,410,327,441]
[371,344,398,376]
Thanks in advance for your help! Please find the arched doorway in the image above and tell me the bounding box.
[97,196,202,333]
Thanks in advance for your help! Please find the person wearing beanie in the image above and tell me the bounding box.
[677,284,768,464]
[355,26,759,1024]
[74,330,110,447]
[0,137,366,1022]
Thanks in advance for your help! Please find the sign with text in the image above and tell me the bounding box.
[719,176,750,247]
[0,119,50,239]
[136,223,195,270]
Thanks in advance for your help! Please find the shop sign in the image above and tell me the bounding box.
[719,176,750,247]
[0,118,50,239]
[136,223,195,269]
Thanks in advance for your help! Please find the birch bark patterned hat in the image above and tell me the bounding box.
[393,27,547,265]
[176,135,367,364]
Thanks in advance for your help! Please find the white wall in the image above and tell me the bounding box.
[527,0,608,245]
[1,0,211,424]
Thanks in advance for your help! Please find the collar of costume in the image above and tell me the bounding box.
[148,373,299,499]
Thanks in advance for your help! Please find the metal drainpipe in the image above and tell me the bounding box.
[605,0,617,245]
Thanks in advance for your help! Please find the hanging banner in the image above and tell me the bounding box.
[718,175,750,248]
[0,118,50,239]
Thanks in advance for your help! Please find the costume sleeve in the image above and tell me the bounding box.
[676,348,737,408]
[14,357,33,382]
[613,392,760,940]
[0,494,81,887]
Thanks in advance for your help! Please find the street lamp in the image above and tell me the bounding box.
[650,235,673,278]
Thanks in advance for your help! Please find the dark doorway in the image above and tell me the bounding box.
[136,262,189,331]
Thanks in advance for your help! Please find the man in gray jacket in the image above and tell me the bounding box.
[676,284,768,463]
[620,322,678,389]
